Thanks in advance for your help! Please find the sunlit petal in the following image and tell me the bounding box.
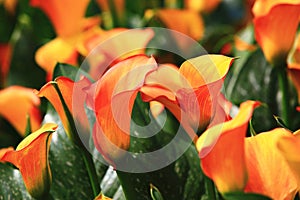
[30,0,90,37]
[253,2,300,63]
[0,86,42,136]
[87,55,157,161]
[1,123,57,198]
[35,38,78,80]
[245,128,298,200]
[277,129,300,187]
[196,101,260,193]
[35,77,91,142]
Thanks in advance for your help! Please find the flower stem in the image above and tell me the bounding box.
[277,66,291,128]
[81,148,101,197]
[204,175,217,200]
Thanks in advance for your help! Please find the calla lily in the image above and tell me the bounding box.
[35,77,91,144]
[252,0,300,64]
[197,100,300,199]
[34,17,101,80]
[244,128,299,199]
[86,55,158,162]
[77,28,154,79]
[0,123,57,198]
[141,55,234,137]
[86,54,232,163]
[0,43,12,86]
[196,101,260,193]
[145,9,204,50]
[277,129,300,186]
[30,0,90,37]
[30,0,101,80]
[0,86,42,136]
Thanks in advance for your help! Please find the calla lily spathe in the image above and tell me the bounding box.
[0,123,57,198]
[90,54,233,162]
[141,55,234,137]
[86,55,158,162]
[30,0,90,37]
[253,0,300,64]
[0,86,42,136]
[36,77,91,144]
[197,100,300,199]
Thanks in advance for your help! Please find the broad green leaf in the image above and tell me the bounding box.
[53,63,93,82]
[43,106,114,199]
[116,94,205,200]
[225,49,278,132]
[0,163,34,200]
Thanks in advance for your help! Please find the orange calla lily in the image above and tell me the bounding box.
[197,100,300,199]
[30,0,90,37]
[35,38,79,81]
[145,9,204,42]
[244,128,299,199]
[0,86,42,136]
[196,101,260,193]
[141,55,234,136]
[34,17,101,80]
[86,55,158,162]
[253,0,300,64]
[0,123,57,198]
[277,129,300,182]
[35,77,91,144]
[30,0,101,80]
[77,28,154,79]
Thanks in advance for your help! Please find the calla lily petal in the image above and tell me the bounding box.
[153,9,204,41]
[253,2,300,63]
[78,28,154,79]
[142,55,233,134]
[30,0,90,37]
[35,77,91,143]
[35,38,78,80]
[0,86,42,136]
[277,129,300,186]
[196,101,260,193]
[0,123,57,198]
[87,55,157,161]
[245,128,298,200]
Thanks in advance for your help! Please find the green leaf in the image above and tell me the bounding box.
[0,163,34,200]
[116,94,205,200]
[53,63,93,82]
[225,49,279,132]
[223,192,272,200]
[44,106,117,199]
